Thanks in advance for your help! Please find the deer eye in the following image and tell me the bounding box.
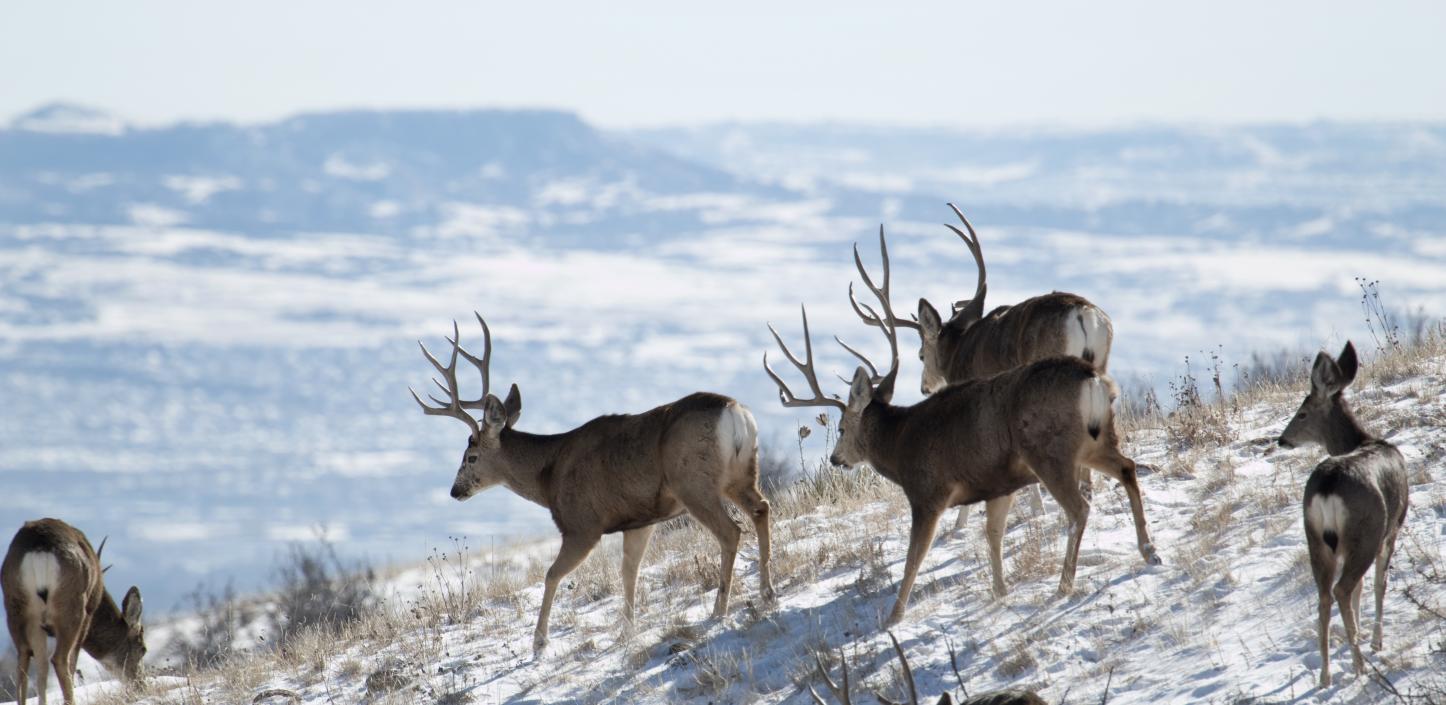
[466,455,478,463]
[1296,412,1306,420]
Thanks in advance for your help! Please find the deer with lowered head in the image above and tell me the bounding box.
[412,314,773,656]
[2,518,146,705]
[765,230,1159,625]
[851,205,1113,531]
[1277,341,1409,687]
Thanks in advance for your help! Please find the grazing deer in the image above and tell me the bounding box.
[851,206,1113,531]
[1277,341,1409,687]
[809,631,1045,705]
[766,234,1159,624]
[412,314,773,656]
[2,518,146,705]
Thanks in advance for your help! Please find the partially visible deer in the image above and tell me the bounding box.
[412,314,773,656]
[2,518,146,705]
[1277,341,1409,687]
[851,206,1113,531]
[766,231,1159,624]
[808,631,1045,705]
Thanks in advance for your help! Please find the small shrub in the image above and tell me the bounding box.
[268,537,377,648]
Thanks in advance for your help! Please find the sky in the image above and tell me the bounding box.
[2,1,1445,128]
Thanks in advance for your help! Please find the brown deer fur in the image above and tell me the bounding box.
[2,518,145,705]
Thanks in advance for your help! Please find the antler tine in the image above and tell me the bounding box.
[944,202,986,305]
[95,535,108,562]
[410,322,481,436]
[844,227,903,390]
[849,228,921,333]
[451,312,492,410]
[763,305,848,412]
[887,631,920,705]
[809,649,852,705]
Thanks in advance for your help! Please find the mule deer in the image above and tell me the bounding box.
[809,631,1045,705]
[412,314,773,656]
[766,248,1159,624]
[2,518,146,705]
[1277,341,1409,687]
[851,206,1113,531]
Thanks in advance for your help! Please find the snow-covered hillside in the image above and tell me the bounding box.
[19,344,1442,705]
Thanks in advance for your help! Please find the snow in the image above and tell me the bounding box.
[12,352,1439,705]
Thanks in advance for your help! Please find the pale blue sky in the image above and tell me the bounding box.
[3,1,1444,127]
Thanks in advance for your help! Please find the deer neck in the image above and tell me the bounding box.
[82,590,127,664]
[861,403,908,484]
[1323,396,1374,456]
[495,428,568,507]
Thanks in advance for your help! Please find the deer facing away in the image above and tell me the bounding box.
[766,234,1159,625]
[1277,341,1409,687]
[2,518,146,705]
[852,206,1112,531]
[412,314,773,656]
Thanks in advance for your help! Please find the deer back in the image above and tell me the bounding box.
[2,518,104,621]
[863,357,1104,503]
[942,292,1110,382]
[527,392,746,535]
[1303,441,1410,550]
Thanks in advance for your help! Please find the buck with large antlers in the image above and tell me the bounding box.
[766,230,1158,624]
[412,314,773,656]
[1276,341,1409,687]
[2,518,146,705]
[852,205,1114,531]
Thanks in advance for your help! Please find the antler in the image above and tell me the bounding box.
[849,224,921,333]
[944,203,987,321]
[839,226,902,391]
[764,305,848,413]
[410,313,493,436]
[875,631,921,705]
[808,648,852,705]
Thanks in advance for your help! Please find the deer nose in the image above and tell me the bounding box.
[1276,436,1293,449]
[450,484,466,499]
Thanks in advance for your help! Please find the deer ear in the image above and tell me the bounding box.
[502,383,523,428]
[482,394,508,432]
[122,586,143,624]
[1309,350,1342,392]
[918,299,942,338]
[847,367,873,410]
[1336,341,1359,388]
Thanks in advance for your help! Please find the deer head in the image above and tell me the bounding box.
[1278,341,1361,453]
[411,314,523,500]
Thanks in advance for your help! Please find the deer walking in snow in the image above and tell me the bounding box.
[765,234,1159,624]
[1277,341,1409,687]
[851,206,1112,531]
[412,314,773,656]
[2,518,147,705]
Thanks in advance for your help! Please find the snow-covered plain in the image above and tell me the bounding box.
[24,346,1442,705]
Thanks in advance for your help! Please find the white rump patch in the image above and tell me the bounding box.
[1079,377,1110,438]
[18,552,61,600]
[1306,494,1349,548]
[1063,306,1111,368]
[717,403,758,464]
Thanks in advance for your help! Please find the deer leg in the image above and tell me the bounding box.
[620,525,656,628]
[7,612,30,705]
[535,532,600,657]
[983,494,1015,598]
[1084,447,1160,565]
[1372,530,1399,650]
[1335,550,1374,676]
[951,505,969,534]
[1034,458,1091,595]
[1307,520,1339,687]
[683,498,743,619]
[887,503,943,626]
[729,483,775,603]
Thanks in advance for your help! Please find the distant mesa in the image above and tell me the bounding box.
[10,102,128,136]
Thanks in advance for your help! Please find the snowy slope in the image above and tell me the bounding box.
[20,348,1440,705]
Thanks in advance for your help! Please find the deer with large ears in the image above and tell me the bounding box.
[1277,341,1409,687]
[412,314,773,656]
[2,518,147,705]
[851,205,1112,531]
[766,231,1159,625]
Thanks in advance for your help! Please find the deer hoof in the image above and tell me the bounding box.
[1144,547,1163,565]
[532,634,549,658]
